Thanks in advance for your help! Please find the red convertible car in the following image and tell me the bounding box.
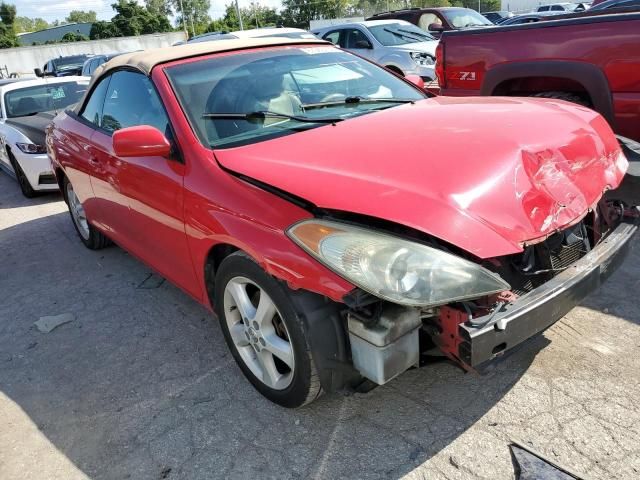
[47,38,637,408]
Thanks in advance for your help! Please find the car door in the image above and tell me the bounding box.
[61,75,112,223]
[86,69,198,296]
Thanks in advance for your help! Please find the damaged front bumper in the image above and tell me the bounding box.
[457,212,639,370]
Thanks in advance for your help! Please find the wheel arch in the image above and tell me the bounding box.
[204,241,359,393]
[204,242,241,307]
[481,61,615,126]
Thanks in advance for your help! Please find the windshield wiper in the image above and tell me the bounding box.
[202,110,342,124]
[383,28,422,42]
[397,28,433,40]
[303,97,416,109]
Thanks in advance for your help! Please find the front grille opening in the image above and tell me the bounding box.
[485,212,601,296]
[38,173,56,185]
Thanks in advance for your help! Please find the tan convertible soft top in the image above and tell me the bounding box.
[96,37,328,77]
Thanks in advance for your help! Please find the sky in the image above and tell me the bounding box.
[7,0,285,23]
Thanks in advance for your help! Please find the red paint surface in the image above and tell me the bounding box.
[48,46,627,310]
[215,96,625,258]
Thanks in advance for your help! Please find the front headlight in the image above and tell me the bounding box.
[287,220,510,307]
[409,52,435,66]
[16,142,46,154]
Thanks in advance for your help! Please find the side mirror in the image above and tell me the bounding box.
[354,40,372,49]
[428,23,444,32]
[34,68,43,77]
[113,125,171,158]
[405,74,425,89]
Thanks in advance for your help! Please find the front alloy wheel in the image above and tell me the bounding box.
[224,276,295,390]
[215,252,322,408]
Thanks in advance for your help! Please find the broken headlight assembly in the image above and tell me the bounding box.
[287,219,510,307]
[409,52,435,66]
[16,142,46,154]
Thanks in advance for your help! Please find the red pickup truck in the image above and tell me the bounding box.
[436,12,640,142]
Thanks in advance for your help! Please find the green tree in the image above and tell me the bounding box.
[0,2,18,49]
[280,0,349,29]
[171,0,210,35]
[60,32,89,42]
[111,0,172,36]
[34,18,49,31]
[90,20,122,39]
[213,2,281,31]
[146,0,173,16]
[14,16,34,33]
[0,2,16,26]
[66,10,98,23]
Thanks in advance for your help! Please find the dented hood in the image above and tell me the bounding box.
[214,96,627,258]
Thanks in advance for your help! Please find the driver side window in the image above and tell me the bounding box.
[344,29,371,49]
[101,71,170,136]
[322,30,340,45]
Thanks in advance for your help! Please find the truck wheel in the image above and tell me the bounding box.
[529,91,590,107]
[8,150,37,198]
[63,177,110,250]
[214,251,323,408]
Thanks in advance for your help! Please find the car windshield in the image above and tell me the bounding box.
[5,82,87,117]
[53,55,89,70]
[368,23,435,45]
[166,46,426,149]
[443,10,494,28]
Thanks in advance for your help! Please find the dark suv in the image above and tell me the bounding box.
[367,7,494,38]
[34,55,92,78]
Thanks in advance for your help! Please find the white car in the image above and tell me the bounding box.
[312,20,438,82]
[0,76,88,197]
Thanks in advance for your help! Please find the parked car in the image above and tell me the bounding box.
[482,11,515,23]
[35,55,92,77]
[0,77,88,197]
[312,20,437,80]
[436,12,640,142]
[537,2,587,11]
[48,38,636,408]
[187,27,317,44]
[366,7,494,38]
[81,53,125,77]
[498,11,563,25]
[590,0,640,10]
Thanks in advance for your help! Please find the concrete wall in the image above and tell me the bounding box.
[501,0,546,13]
[18,23,94,46]
[0,31,187,77]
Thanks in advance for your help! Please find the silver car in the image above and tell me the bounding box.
[312,20,437,81]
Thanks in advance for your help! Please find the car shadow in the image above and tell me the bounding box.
[0,183,62,209]
[580,236,640,326]
[0,210,552,480]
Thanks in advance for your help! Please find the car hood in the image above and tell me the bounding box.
[5,111,56,147]
[214,96,626,259]
[391,40,438,55]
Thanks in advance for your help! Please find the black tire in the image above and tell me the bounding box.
[529,91,590,107]
[386,65,404,77]
[214,251,322,408]
[8,149,37,198]
[63,176,111,250]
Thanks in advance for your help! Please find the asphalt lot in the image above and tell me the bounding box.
[1,173,639,480]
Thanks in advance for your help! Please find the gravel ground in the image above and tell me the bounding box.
[1,173,639,480]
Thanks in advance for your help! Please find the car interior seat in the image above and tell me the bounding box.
[14,97,40,116]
